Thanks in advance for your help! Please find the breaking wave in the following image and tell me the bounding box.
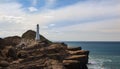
[87,56,112,69]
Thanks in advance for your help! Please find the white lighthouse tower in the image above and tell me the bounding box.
[35,24,40,41]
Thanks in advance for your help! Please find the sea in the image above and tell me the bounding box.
[64,41,120,69]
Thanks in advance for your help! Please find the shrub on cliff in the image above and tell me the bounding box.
[22,30,52,44]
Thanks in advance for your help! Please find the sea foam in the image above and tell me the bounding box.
[87,56,112,69]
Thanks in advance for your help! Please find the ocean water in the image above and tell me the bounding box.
[64,41,120,69]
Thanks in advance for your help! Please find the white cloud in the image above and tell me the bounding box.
[41,26,49,29]
[22,0,120,31]
[49,23,55,26]
[49,1,120,21]
[0,15,25,23]
[0,2,28,37]
[28,7,38,12]
[28,0,38,12]
[0,0,120,41]
[33,0,119,22]
[59,18,120,33]
[0,2,25,16]
[26,0,120,27]
[54,18,120,41]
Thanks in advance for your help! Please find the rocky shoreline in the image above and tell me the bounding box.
[0,30,89,69]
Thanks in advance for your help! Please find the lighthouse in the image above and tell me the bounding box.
[35,24,40,41]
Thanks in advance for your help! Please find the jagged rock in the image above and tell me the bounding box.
[20,55,44,63]
[1,46,17,60]
[22,30,52,44]
[19,65,43,69]
[11,59,24,64]
[67,47,82,51]
[24,42,43,50]
[67,48,89,64]
[68,50,89,55]
[0,38,5,49]
[0,50,6,61]
[49,43,67,50]
[63,60,79,65]
[0,50,4,57]
[0,30,89,69]
[44,59,66,69]
[63,59,88,69]
[7,47,17,60]
[4,36,21,46]
[65,55,88,64]
[10,58,65,69]
[63,60,80,69]
[43,43,68,60]
[17,51,28,58]
[0,61,9,67]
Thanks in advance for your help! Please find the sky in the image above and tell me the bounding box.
[0,0,120,41]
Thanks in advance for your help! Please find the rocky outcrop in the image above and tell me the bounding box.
[4,36,21,46]
[22,30,52,44]
[0,30,89,69]
[67,47,82,51]
[63,47,89,69]
[63,60,87,69]
[1,46,17,61]
[65,55,88,63]
[8,43,68,69]
[0,61,9,67]
[69,50,89,54]
[0,38,5,49]
[0,42,89,69]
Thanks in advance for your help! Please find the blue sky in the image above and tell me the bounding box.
[0,0,120,41]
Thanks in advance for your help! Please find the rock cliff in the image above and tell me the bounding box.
[0,30,89,69]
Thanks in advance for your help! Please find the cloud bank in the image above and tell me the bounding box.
[0,0,120,41]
